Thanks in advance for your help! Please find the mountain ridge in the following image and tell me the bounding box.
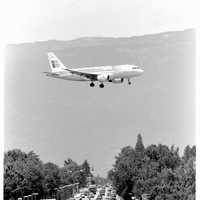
[6,28,195,47]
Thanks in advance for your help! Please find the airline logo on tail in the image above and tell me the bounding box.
[51,60,60,68]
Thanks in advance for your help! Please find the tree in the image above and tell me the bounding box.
[107,169,115,183]
[109,139,185,200]
[145,144,181,170]
[176,156,196,199]
[43,162,61,195]
[4,150,44,200]
[135,134,144,154]
[60,158,79,185]
[82,160,91,176]
[183,145,196,162]
[110,146,136,199]
[183,145,192,162]
[24,151,44,195]
[60,158,92,187]
[191,145,196,157]
[80,160,92,187]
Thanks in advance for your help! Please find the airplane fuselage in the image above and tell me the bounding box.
[46,65,143,82]
[45,52,144,88]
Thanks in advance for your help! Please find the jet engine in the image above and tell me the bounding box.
[111,78,124,83]
[97,74,109,82]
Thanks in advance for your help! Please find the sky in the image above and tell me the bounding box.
[2,0,199,44]
[2,0,198,177]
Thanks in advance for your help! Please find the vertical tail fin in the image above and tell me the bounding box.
[47,52,67,72]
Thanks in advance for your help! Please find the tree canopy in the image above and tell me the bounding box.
[4,150,44,199]
[135,133,144,154]
[4,150,94,200]
[108,135,196,200]
[4,136,196,200]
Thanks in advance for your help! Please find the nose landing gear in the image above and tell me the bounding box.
[128,79,131,85]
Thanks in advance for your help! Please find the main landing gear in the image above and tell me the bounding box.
[90,80,131,88]
[99,83,104,88]
[90,82,104,88]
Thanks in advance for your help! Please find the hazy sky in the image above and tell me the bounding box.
[3,0,198,43]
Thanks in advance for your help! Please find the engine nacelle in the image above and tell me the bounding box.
[111,78,124,83]
[97,74,109,82]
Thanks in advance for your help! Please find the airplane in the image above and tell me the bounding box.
[44,52,144,88]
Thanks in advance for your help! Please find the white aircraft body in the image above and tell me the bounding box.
[44,52,144,88]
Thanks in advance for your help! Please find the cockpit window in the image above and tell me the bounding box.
[132,66,139,69]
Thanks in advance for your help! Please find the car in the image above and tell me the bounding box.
[89,185,97,194]
[99,190,105,196]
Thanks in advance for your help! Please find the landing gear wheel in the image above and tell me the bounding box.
[128,79,131,85]
[90,82,95,87]
[99,83,104,88]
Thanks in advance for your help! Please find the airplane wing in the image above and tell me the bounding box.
[64,68,99,81]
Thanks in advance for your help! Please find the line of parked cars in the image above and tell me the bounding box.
[74,184,117,200]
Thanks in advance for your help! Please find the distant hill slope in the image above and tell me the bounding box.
[6,29,195,68]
